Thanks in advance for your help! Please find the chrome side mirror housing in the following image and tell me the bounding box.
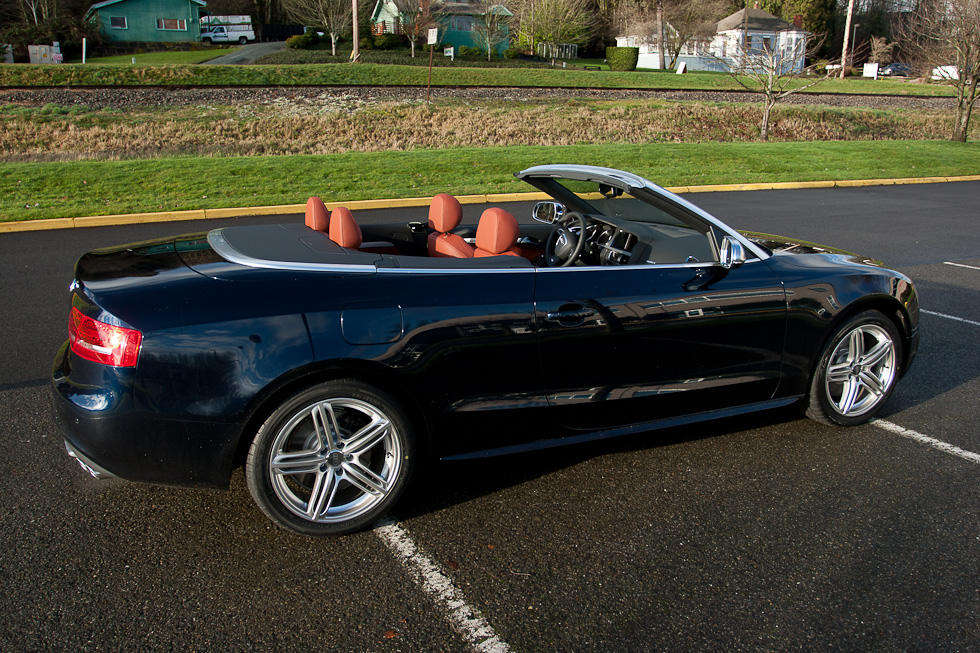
[720,236,746,270]
[533,201,565,224]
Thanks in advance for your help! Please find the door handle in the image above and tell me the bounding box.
[545,307,596,325]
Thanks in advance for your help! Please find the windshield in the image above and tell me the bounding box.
[552,179,697,229]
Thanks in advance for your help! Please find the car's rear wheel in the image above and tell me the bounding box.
[805,310,902,426]
[246,380,414,536]
[238,36,247,44]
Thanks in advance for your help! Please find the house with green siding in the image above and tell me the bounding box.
[86,0,207,43]
[370,1,512,57]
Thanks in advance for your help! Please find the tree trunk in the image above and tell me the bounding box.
[331,33,338,56]
[952,96,973,142]
[760,96,776,141]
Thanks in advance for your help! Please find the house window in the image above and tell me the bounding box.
[156,18,187,30]
[451,16,474,32]
[109,16,127,29]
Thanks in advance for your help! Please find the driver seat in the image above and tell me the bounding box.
[474,208,521,258]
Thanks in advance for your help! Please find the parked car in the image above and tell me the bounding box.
[52,165,919,536]
[880,62,913,77]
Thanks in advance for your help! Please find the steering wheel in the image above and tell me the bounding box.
[544,212,588,267]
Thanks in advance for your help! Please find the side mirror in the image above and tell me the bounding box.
[719,236,746,269]
[533,201,565,224]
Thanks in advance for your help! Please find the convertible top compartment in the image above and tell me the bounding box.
[209,224,382,271]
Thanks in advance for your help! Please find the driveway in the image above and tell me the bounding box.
[203,40,287,65]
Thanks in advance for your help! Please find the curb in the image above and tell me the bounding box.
[4,175,980,234]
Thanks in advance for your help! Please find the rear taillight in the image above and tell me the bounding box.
[69,307,142,368]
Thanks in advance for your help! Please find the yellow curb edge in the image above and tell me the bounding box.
[3,175,979,234]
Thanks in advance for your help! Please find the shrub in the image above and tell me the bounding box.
[605,46,638,72]
[359,37,374,50]
[459,45,481,57]
[374,33,402,50]
[286,31,319,49]
[504,48,519,60]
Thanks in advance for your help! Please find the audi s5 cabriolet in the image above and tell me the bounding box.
[52,165,919,535]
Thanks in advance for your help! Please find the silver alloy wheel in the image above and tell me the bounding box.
[268,397,403,524]
[823,323,897,418]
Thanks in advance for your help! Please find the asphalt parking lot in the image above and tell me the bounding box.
[1,182,978,651]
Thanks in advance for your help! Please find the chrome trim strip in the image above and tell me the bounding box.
[375,266,535,275]
[442,396,801,461]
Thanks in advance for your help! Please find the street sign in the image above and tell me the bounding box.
[427,28,438,45]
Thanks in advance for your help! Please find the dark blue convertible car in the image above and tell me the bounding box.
[52,165,919,535]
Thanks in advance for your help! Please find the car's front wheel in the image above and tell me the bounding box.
[246,380,414,536]
[805,310,902,426]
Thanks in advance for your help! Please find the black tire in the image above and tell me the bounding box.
[246,380,415,536]
[805,310,903,426]
[202,37,212,45]
[238,36,247,44]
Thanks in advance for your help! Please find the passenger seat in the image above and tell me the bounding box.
[427,193,474,258]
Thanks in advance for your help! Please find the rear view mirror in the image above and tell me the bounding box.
[720,236,746,269]
[533,201,565,224]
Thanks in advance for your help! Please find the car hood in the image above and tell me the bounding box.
[741,231,885,267]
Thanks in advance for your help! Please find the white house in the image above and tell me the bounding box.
[616,8,807,73]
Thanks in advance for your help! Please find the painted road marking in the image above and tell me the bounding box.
[375,519,512,653]
[921,309,980,327]
[944,261,980,271]
[874,419,980,465]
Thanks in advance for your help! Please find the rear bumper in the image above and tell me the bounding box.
[51,341,240,489]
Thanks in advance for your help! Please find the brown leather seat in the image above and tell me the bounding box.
[474,208,521,258]
[328,206,362,249]
[305,196,329,232]
[427,194,474,258]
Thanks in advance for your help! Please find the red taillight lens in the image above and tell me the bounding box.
[69,307,142,368]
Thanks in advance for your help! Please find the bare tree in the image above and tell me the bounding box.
[472,0,512,60]
[716,32,830,140]
[622,0,726,69]
[511,0,594,54]
[282,0,352,54]
[393,0,440,58]
[869,35,896,64]
[896,0,980,142]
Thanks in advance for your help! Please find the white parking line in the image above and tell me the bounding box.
[375,519,512,653]
[921,309,980,327]
[944,261,980,271]
[873,419,980,465]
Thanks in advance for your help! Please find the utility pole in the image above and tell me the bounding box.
[351,0,360,62]
[839,0,855,78]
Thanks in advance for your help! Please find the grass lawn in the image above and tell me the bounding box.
[3,140,978,222]
[70,48,241,65]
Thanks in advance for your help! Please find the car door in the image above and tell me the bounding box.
[534,259,787,431]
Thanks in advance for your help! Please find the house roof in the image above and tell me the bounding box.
[717,8,799,33]
[371,0,511,21]
[86,0,206,18]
